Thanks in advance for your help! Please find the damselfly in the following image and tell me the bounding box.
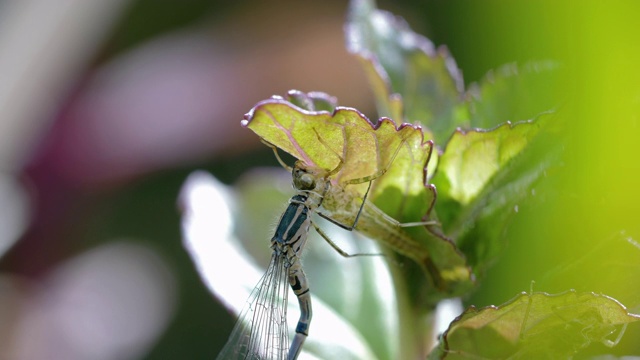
[218,135,438,359]
[217,157,357,359]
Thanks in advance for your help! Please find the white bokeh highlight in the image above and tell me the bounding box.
[433,297,463,349]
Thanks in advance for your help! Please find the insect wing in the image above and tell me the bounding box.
[217,253,290,360]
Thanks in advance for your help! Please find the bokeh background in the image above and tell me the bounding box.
[1,0,639,359]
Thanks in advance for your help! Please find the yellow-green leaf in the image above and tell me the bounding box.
[435,119,544,207]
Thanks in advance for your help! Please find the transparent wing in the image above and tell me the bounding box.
[217,252,290,360]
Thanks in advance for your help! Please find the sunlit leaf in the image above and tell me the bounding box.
[432,112,559,273]
[242,93,473,303]
[434,118,545,207]
[346,0,468,144]
[243,94,435,213]
[430,290,640,359]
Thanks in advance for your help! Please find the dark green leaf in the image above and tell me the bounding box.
[346,0,468,144]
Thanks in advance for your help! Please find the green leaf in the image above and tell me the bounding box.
[346,0,469,144]
[434,118,545,207]
[242,92,473,302]
[430,290,640,359]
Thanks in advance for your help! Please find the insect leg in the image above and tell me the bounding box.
[319,177,438,231]
[322,136,439,228]
[379,213,439,228]
[519,286,535,341]
[262,139,293,172]
[318,180,372,231]
[604,323,629,347]
[311,220,383,258]
[287,261,311,360]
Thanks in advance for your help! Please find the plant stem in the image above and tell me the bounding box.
[387,254,436,359]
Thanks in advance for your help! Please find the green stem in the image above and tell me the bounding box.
[387,253,436,359]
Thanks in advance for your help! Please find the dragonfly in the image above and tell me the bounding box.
[217,138,422,359]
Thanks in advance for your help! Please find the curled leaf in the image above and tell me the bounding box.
[243,94,432,205]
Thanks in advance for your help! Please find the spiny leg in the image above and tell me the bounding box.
[375,209,439,228]
[321,137,438,229]
[604,323,629,347]
[261,139,293,172]
[319,176,438,231]
[287,261,311,360]
[311,221,383,258]
[519,283,535,341]
[318,180,373,231]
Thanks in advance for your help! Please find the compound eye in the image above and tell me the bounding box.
[295,173,316,190]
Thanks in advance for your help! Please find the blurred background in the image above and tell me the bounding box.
[1,0,638,359]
